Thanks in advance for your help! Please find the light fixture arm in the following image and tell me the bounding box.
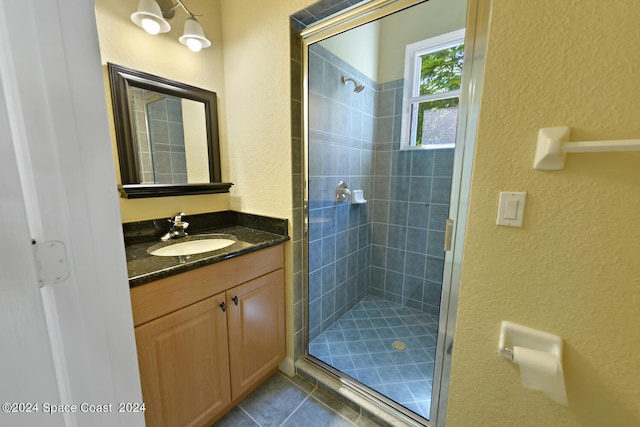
[161,3,180,18]
[162,0,198,20]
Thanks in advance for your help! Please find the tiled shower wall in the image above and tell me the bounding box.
[290,16,306,363]
[131,91,188,184]
[306,43,454,339]
[289,0,453,359]
[307,44,376,341]
[370,82,452,316]
[291,2,372,359]
[147,96,188,184]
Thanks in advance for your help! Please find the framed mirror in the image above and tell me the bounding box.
[107,63,232,198]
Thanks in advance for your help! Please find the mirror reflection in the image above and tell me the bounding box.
[129,87,210,184]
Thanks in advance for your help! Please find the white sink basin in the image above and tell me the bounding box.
[147,234,237,257]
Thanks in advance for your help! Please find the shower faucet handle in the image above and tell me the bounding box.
[336,181,351,202]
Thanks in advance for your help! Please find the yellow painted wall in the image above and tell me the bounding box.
[182,99,210,183]
[320,21,381,82]
[218,0,309,369]
[94,0,230,222]
[377,0,466,82]
[318,0,466,84]
[219,0,306,219]
[447,1,640,426]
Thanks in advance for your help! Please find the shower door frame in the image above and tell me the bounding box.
[300,0,491,425]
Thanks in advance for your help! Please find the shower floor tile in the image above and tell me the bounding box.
[309,295,438,420]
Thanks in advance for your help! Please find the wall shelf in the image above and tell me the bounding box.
[533,126,640,170]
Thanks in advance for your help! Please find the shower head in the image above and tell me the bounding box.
[341,76,365,93]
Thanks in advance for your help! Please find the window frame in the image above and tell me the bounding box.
[400,28,465,150]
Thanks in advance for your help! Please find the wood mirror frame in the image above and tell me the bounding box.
[108,63,232,198]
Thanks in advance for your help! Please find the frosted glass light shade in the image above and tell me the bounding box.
[131,0,170,34]
[186,38,203,52]
[141,18,161,35]
[179,18,211,52]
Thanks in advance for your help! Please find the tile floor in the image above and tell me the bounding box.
[212,372,382,427]
[309,295,438,419]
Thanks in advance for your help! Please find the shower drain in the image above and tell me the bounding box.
[392,341,407,351]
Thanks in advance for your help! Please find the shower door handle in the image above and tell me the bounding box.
[444,218,454,251]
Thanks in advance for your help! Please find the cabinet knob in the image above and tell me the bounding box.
[232,296,239,305]
[219,301,226,312]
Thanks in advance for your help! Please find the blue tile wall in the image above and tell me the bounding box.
[291,0,369,28]
[369,78,452,316]
[307,44,376,341]
[290,0,456,369]
[307,44,454,334]
[145,94,187,184]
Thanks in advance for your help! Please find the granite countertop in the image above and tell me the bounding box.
[124,211,289,287]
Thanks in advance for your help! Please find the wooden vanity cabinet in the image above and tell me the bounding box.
[227,269,284,399]
[134,294,231,427]
[130,244,285,427]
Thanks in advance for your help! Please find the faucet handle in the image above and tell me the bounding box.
[169,212,186,223]
[160,212,188,241]
[171,212,189,230]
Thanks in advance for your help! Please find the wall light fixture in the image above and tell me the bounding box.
[179,18,211,52]
[131,0,211,52]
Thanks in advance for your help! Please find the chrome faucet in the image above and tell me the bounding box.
[161,212,189,241]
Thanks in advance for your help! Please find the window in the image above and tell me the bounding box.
[400,29,464,149]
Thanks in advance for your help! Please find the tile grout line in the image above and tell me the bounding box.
[304,392,365,426]
[277,374,322,427]
[236,374,320,427]
[278,394,311,427]
[237,405,263,427]
[308,295,435,419]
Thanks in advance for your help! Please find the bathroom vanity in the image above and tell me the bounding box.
[124,212,288,426]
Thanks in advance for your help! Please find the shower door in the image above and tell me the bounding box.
[301,0,489,425]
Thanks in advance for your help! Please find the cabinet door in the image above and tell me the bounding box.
[227,269,285,399]
[135,294,231,427]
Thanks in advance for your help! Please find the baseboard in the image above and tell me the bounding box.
[279,356,295,376]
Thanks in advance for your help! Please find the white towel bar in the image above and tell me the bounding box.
[533,126,640,170]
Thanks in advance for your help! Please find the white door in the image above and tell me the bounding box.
[0,0,145,426]
[0,78,65,426]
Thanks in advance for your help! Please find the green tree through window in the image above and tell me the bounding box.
[419,45,464,96]
[415,44,463,146]
[400,29,465,149]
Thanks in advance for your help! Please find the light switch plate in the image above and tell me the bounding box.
[497,192,526,227]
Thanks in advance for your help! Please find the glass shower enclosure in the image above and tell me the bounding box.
[302,0,468,423]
